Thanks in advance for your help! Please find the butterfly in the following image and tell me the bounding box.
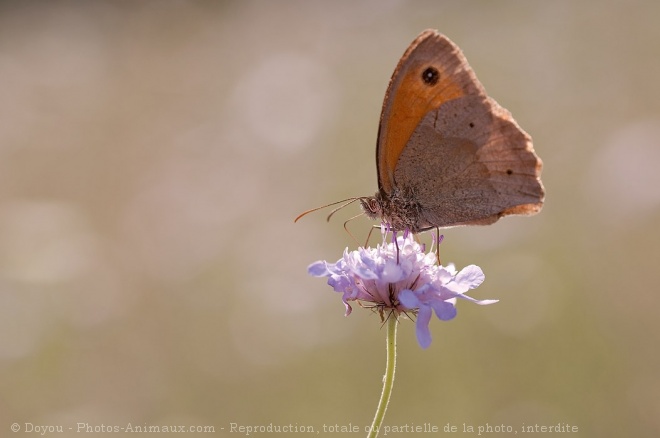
[298,29,544,233]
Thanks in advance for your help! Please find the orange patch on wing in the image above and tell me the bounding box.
[378,67,466,193]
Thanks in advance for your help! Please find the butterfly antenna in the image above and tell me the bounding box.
[326,198,360,222]
[342,212,365,246]
[364,225,378,248]
[294,198,359,223]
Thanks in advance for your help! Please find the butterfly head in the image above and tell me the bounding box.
[360,189,428,233]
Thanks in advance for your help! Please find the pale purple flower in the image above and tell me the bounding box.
[308,230,497,348]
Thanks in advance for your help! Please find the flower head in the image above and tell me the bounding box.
[308,230,497,348]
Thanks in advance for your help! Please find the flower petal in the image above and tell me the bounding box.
[327,275,352,293]
[431,300,457,321]
[398,289,419,309]
[456,294,499,305]
[454,265,485,290]
[415,306,433,349]
[381,259,404,283]
[308,261,330,277]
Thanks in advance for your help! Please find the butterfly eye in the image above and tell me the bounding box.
[421,66,439,86]
[368,198,380,213]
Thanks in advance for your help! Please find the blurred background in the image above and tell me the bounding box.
[1,1,659,436]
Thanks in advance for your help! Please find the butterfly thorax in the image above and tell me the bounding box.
[360,187,429,233]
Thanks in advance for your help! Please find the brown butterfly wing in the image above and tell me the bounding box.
[376,30,485,195]
[394,95,544,227]
[377,30,543,229]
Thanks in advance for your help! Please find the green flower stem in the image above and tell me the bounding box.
[367,316,398,438]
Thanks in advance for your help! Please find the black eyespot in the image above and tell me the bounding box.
[421,67,439,85]
[469,122,475,128]
[506,169,513,175]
